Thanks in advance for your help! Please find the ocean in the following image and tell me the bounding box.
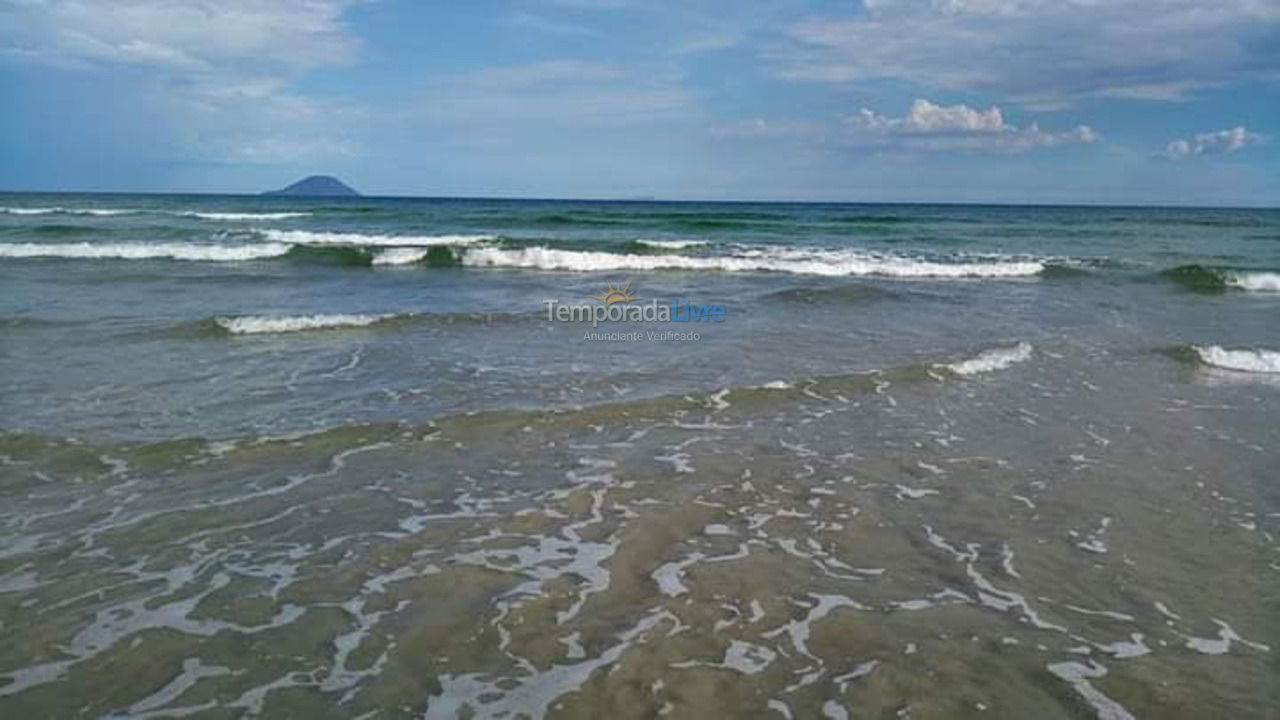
[0,193,1276,718]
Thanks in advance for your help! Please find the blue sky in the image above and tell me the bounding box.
[1,0,1276,205]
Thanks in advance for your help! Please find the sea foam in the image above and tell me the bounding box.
[260,229,495,247]
[945,342,1034,375]
[1,207,137,216]
[460,246,1044,278]
[1226,271,1280,292]
[1193,345,1280,373]
[182,212,311,221]
[372,248,430,265]
[1,207,310,221]
[634,239,710,250]
[215,314,397,334]
[0,242,291,261]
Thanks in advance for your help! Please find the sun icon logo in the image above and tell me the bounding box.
[589,280,640,305]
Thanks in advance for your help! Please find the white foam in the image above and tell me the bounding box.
[461,246,1045,278]
[215,314,396,335]
[833,660,879,691]
[425,610,674,720]
[1000,542,1021,578]
[1095,633,1150,659]
[821,700,849,720]
[260,229,494,247]
[720,641,777,675]
[559,632,586,660]
[182,211,310,221]
[768,700,793,719]
[1193,345,1280,373]
[0,242,291,261]
[763,593,866,659]
[1183,619,1271,655]
[2,207,310,220]
[652,553,704,597]
[372,248,430,265]
[1226,271,1280,292]
[1,207,136,216]
[1047,661,1135,720]
[945,342,1034,375]
[894,484,939,500]
[634,239,710,250]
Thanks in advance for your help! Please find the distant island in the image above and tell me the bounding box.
[263,175,360,197]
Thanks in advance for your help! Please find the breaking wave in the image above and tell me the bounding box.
[1163,265,1280,293]
[459,246,1045,278]
[258,229,495,247]
[0,242,468,266]
[631,239,711,250]
[2,207,313,221]
[1192,345,1280,373]
[368,247,464,266]
[1227,271,1280,292]
[0,241,291,261]
[169,310,539,338]
[372,248,431,265]
[1,207,137,216]
[943,342,1034,375]
[182,212,311,221]
[214,314,399,335]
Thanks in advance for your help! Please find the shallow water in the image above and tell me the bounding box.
[0,195,1277,718]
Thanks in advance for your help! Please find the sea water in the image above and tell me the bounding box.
[0,194,1276,717]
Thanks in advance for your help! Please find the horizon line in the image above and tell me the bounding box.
[0,188,1275,211]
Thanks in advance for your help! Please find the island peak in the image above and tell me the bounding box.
[264,175,360,197]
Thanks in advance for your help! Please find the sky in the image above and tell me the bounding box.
[0,0,1277,205]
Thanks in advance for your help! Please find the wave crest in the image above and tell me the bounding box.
[1226,271,1280,292]
[0,242,291,261]
[182,212,311,221]
[259,229,495,247]
[1163,265,1280,293]
[632,239,710,250]
[1193,345,1280,373]
[944,342,1034,375]
[372,248,431,265]
[215,314,398,335]
[460,246,1044,278]
[1,207,136,216]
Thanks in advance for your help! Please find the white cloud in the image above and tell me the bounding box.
[774,1,1280,106]
[3,0,360,74]
[844,99,1098,152]
[851,99,1007,133]
[1162,126,1266,159]
[1,0,364,165]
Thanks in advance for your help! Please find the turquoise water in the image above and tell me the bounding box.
[0,194,1277,718]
